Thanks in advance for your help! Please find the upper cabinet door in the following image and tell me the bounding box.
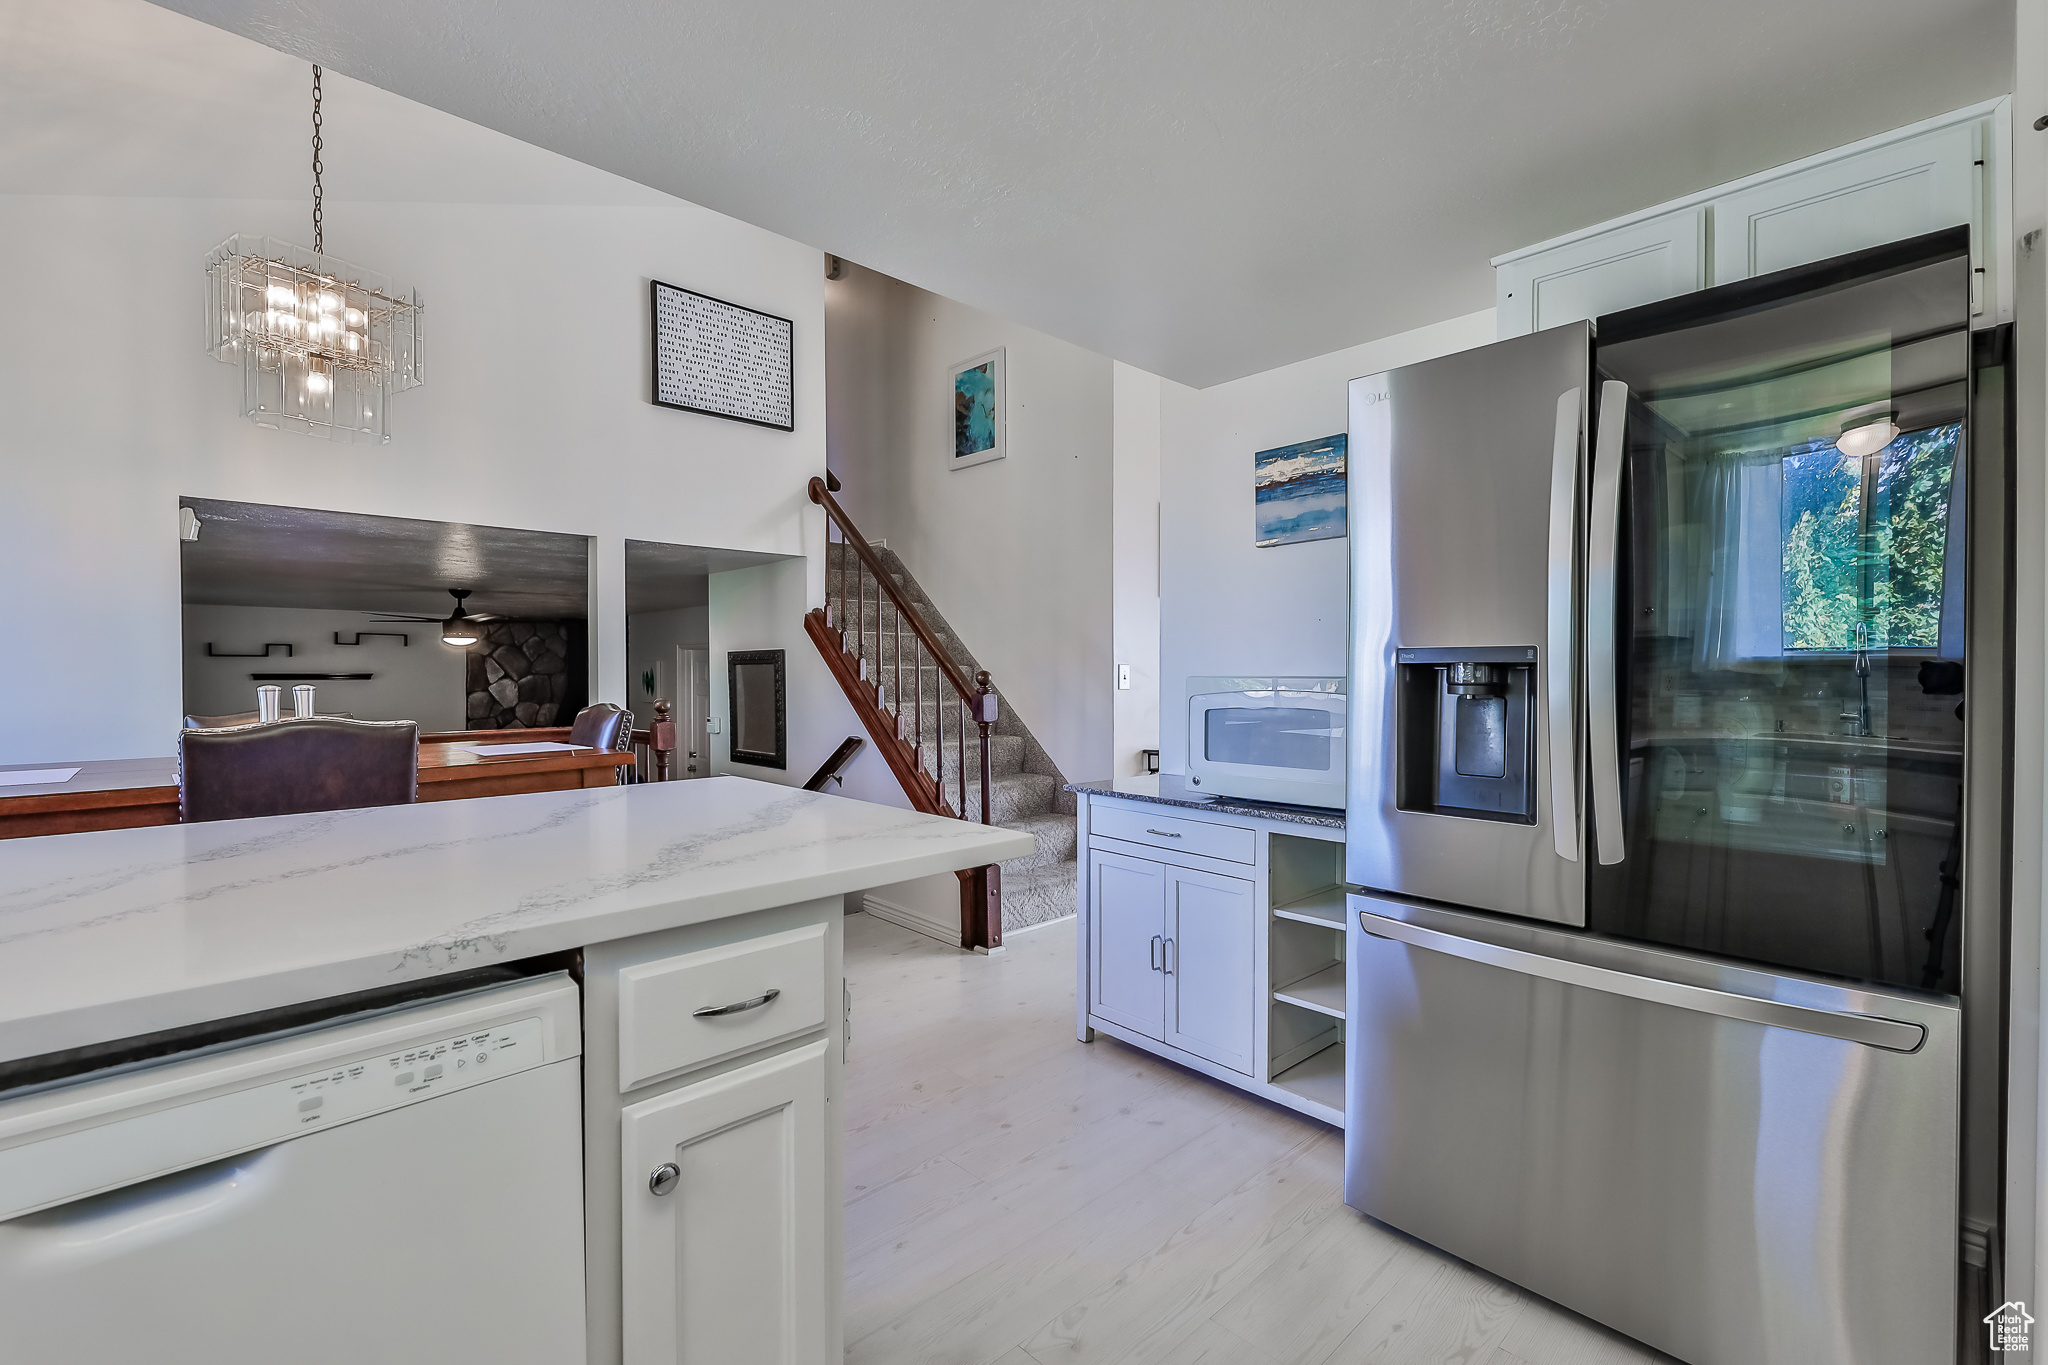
[620,1040,829,1365]
[1495,206,1707,339]
[1713,120,1980,307]
[1494,101,2006,339]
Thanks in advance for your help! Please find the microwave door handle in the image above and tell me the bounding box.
[1587,380,1629,865]
[1546,386,1582,863]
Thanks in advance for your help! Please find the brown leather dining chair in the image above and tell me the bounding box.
[566,703,633,753]
[183,711,353,729]
[178,718,420,823]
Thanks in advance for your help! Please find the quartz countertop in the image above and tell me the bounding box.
[0,777,1033,1066]
[1065,776,1345,830]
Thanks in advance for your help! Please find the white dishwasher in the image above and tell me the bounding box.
[0,972,587,1365]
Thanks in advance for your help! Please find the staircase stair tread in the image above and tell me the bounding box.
[816,541,1077,935]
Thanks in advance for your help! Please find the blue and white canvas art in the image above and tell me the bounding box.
[950,348,1005,469]
[1254,434,1347,547]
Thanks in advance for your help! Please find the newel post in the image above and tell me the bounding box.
[652,699,675,782]
[973,671,996,825]
[960,671,1003,953]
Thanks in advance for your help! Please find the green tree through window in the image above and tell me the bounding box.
[1780,423,1958,652]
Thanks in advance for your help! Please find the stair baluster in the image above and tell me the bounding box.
[805,474,1003,949]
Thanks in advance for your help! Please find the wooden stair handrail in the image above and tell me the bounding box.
[806,473,1004,952]
[809,476,981,707]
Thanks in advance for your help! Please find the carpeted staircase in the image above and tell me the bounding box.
[824,540,1077,935]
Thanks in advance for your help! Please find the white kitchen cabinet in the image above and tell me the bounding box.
[1712,118,1979,298]
[620,1039,831,1365]
[1086,847,1257,1076]
[1494,98,2008,338]
[1495,205,1705,340]
[1163,866,1258,1074]
[582,901,844,1365]
[1078,791,1348,1126]
[1089,848,1169,1038]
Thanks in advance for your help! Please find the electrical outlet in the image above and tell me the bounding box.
[1116,663,1132,690]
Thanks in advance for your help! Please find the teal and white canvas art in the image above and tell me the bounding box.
[1255,434,1347,546]
[950,348,1005,469]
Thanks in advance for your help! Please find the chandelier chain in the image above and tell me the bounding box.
[311,65,324,254]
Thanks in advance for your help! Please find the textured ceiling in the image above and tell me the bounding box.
[0,0,668,204]
[120,1,2015,384]
[624,540,793,616]
[179,498,593,616]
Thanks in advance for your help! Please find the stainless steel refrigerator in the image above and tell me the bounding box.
[1343,227,2010,1365]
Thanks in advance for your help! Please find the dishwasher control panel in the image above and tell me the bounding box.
[0,1009,555,1222]
[286,1016,545,1129]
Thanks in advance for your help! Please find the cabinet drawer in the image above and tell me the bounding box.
[617,922,827,1092]
[1090,805,1256,864]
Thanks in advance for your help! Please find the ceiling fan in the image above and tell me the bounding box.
[372,589,501,646]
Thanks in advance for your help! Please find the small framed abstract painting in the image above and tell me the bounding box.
[949,349,1005,470]
[1254,434,1347,547]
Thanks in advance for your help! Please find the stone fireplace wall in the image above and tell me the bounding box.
[465,620,575,728]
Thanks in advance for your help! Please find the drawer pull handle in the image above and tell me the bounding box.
[649,1163,680,1196]
[1151,935,1163,971]
[1144,828,1182,838]
[693,988,781,1018]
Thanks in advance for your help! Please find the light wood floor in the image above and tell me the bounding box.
[842,912,1675,1365]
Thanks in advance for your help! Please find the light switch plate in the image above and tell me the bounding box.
[1116,663,1132,690]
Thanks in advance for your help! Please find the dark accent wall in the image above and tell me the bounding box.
[465,620,581,728]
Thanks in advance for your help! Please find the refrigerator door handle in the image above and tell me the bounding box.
[1546,387,1582,863]
[1587,380,1629,865]
[1356,909,1927,1052]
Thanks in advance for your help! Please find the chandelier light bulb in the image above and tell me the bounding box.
[202,66,421,443]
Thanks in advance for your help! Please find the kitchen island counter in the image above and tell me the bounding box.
[0,775,1031,1067]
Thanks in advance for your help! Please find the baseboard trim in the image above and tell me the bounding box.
[862,898,1075,951]
[1003,913,1075,939]
[860,893,956,945]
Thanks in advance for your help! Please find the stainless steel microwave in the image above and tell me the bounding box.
[1185,677,1346,809]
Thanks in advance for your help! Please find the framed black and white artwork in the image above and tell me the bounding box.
[948,348,1004,470]
[650,279,795,431]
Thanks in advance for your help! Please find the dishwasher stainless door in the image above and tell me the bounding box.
[1345,893,1960,1365]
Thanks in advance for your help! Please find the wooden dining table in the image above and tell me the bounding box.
[0,735,635,841]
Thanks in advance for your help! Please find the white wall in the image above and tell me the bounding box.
[707,558,868,788]
[1111,362,1162,779]
[1157,308,1497,776]
[627,604,708,727]
[182,605,468,730]
[0,189,826,766]
[825,263,1114,786]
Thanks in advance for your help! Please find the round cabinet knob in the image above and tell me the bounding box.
[649,1162,681,1197]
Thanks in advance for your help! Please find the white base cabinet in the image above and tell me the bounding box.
[1088,849,1259,1075]
[621,1040,831,1365]
[1077,792,1347,1127]
[582,899,844,1365]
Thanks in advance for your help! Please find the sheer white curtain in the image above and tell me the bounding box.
[1693,453,1786,674]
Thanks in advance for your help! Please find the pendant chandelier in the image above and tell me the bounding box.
[205,65,423,444]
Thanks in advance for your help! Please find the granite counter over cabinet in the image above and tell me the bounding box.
[0,776,1032,1066]
[1065,776,1345,829]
